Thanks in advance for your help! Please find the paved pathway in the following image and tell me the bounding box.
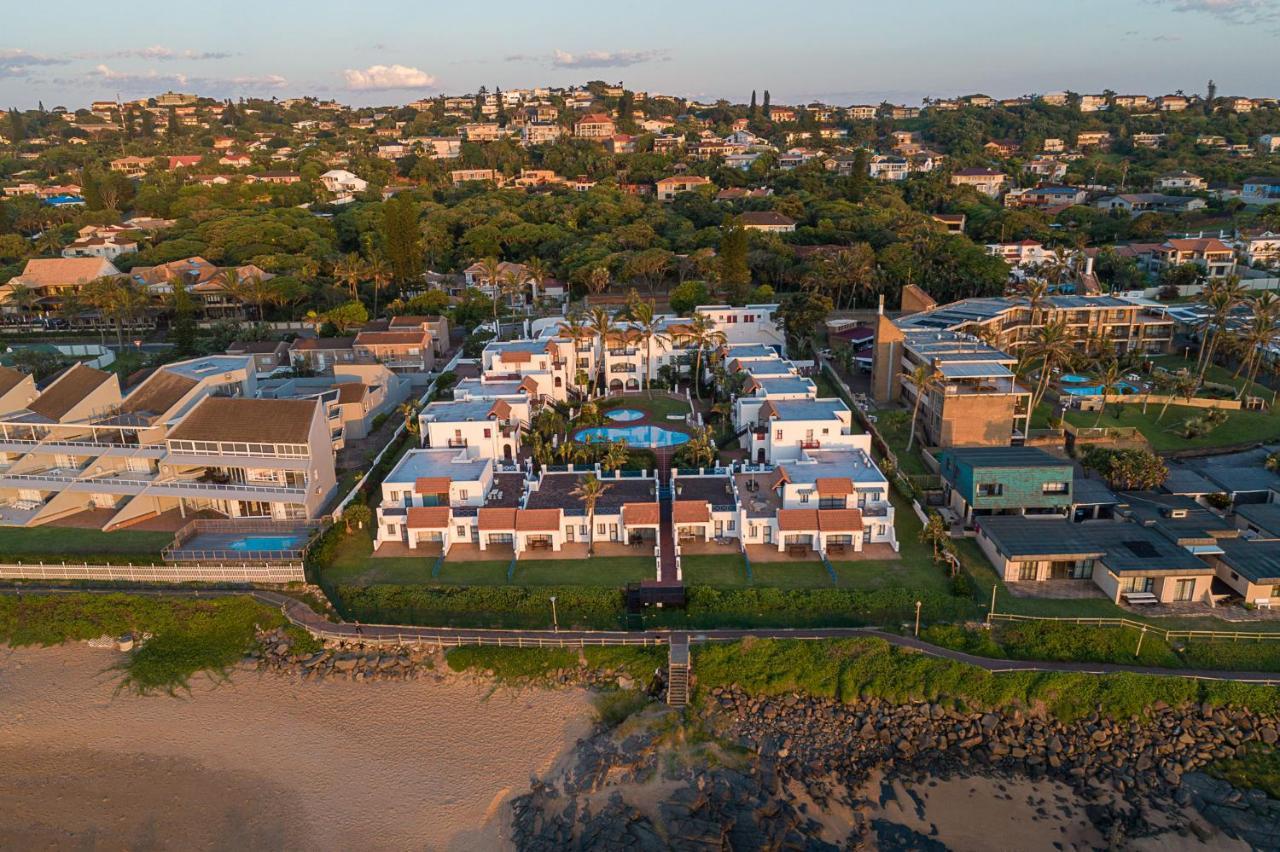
[5,583,1280,684]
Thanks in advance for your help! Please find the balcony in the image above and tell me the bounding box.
[609,365,637,374]
[799,439,821,450]
[446,438,468,449]
[608,348,638,357]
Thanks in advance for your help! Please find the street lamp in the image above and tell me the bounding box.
[549,595,559,632]
[914,600,922,637]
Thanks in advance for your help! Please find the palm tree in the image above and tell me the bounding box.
[558,311,592,396]
[7,283,39,321]
[524,257,549,304]
[333,252,365,300]
[587,265,610,296]
[1158,371,1200,422]
[572,473,609,555]
[588,306,619,394]
[679,312,727,399]
[398,401,421,437]
[600,439,630,472]
[365,253,391,318]
[1026,319,1074,414]
[1196,276,1247,380]
[1093,360,1125,427]
[630,301,671,391]
[905,364,942,452]
[478,257,504,326]
[498,270,525,316]
[1233,311,1278,400]
[224,270,278,323]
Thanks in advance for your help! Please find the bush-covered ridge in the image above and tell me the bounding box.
[693,637,1280,722]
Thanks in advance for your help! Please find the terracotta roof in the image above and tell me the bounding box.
[0,366,30,397]
[672,500,711,523]
[414,477,451,495]
[15,257,118,288]
[1164,238,1232,253]
[499,350,533,364]
[622,502,661,526]
[516,508,561,531]
[770,467,791,489]
[757,401,778,421]
[818,508,864,532]
[489,399,513,420]
[335,383,367,405]
[355,330,429,346]
[777,508,819,531]
[815,478,854,497]
[477,507,517,530]
[739,211,795,226]
[291,337,356,352]
[406,506,450,528]
[120,369,199,417]
[28,364,116,421]
[167,397,317,445]
[518,376,540,393]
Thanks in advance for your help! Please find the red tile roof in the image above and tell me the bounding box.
[516,508,561,532]
[478,507,517,530]
[818,508,863,532]
[414,477,451,494]
[672,501,711,523]
[815,478,854,497]
[622,502,661,526]
[406,506,450,528]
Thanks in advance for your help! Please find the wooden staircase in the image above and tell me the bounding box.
[667,635,690,706]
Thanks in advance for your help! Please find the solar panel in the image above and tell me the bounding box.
[1122,540,1159,558]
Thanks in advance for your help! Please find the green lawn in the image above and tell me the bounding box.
[1064,404,1280,452]
[599,394,691,421]
[812,372,842,399]
[749,562,832,588]
[873,409,931,476]
[437,561,512,585]
[514,557,653,586]
[1149,353,1277,403]
[0,525,171,563]
[683,554,750,587]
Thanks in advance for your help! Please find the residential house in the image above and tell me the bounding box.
[737,211,796,233]
[0,257,120,315]
[1242,177,1280,205]
[418,397,527,463]
[574,113,616,139]
[289,337,356,372]
[450,168,503,186]
[1155,171,1207,191]
[655,175,712,202]
[950,168,1007,198]
[353,327,436,373]
[1153,238,1236,279]
[372,449,495,552]
[1094,194,1207,215]
[1003,184,1087,209]
[939,447,1072,524]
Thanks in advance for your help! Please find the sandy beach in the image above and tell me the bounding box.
[0,644,595,851]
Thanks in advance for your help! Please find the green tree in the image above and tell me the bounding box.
[380,195,421,283]
[572,474,609,555]
[668,280,710,315]
[324,300,369,333]
[170,279,197,356]
[718,220,751,304]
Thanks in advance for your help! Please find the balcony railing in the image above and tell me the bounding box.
[446,438,468,448]
[799,439,821,449]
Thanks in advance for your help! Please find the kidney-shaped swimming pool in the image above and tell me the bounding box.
[573,424,690,448]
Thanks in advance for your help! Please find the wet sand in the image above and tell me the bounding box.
[0,644,595,851]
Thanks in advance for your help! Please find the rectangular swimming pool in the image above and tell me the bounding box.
[229,535,305,552]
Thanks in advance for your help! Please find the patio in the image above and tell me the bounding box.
[1006,579,1108,600]
[745,544,824,563]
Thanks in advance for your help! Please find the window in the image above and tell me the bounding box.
[1120,576,1154,594]
[775,429,783,440]
[386,524,397,535]
[728,519,735,531]
[800,490,811,504]
[1018,562,1038,581]
[483,429,491,438]
[978,482,1004,497]
[597,523,607,535]
[1042,482,1069,494]
[458,489,468,500]
[456,526,466,537]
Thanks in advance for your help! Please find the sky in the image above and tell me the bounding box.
[3,0,1280,110]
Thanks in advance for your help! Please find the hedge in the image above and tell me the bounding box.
[336,584,625,629]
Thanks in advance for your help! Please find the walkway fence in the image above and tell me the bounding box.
[988,611,1280,643]
[302,627,668,649]
[0,562,305,583]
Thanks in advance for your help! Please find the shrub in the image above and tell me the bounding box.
[445,646,577,681]
[593,690,653,728]
[337,584,625,629]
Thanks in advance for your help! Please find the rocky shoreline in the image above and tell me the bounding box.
[245,631,1280,849]
[508,686,1280,850]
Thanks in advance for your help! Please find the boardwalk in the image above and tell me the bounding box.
[4,584,1280,685]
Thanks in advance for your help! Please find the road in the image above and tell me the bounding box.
[4,583,1280,684]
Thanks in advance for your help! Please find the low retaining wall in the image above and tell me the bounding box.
[1100,394,1243,411]
[0,562,305,583]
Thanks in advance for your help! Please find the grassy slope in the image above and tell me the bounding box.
[0,526,171,563]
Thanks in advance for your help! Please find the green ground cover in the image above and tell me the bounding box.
[0,526,171,564]
[1064,404,1280,451]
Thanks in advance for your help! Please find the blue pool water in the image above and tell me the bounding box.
[230,535,305,551]
[574,425,690,448]
[1061,382,1140,396]
[1060,374,1091,383]
[605,408,645,422]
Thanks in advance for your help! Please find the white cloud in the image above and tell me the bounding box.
[0,48,66,66]
[1156,0,1279,23]
[59,64,287,94]
[551,49,668,68]
[343,64,436,90]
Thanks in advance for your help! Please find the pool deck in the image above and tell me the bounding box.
[167,526,312,562]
